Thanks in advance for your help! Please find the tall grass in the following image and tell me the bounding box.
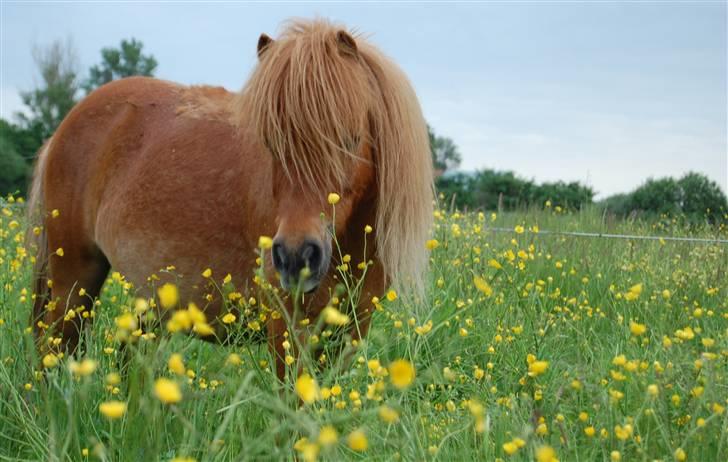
[0,196,726,461]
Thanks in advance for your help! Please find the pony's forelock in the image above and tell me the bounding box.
[237,19,434,292]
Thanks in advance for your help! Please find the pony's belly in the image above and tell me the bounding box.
[94,196,259,320]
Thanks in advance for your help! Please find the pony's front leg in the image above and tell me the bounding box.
[267,316,289,381]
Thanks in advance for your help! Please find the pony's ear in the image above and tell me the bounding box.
[257,33,274,58]
[336,30,358,57]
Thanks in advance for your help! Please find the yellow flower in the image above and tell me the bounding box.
[51,209,60,218]
[584,426,596,437]
[674,448,686,462]
[69,358,97,377]
[168,354,185,376]
[193,322,215,337]
[488,259,502,270]
[535,445,558,462]
[425,239,439,250]
[528,360,549,377]
[473,276,493,296]
[514,225,525,234]
[221,313,237,324]
[503,441,519,455]
[106,372,121,385]
[154,378,182,404]
[378,405,400,423]
[327,192,340,205]
[318,425,338,446]
[42,353,59,368]
[322,306,349,326]
[614,424,633,440]
[99,401,127,419]
[624,283,643,301]
[364,225,373,234]
[388,359,416,389]
[295,374,320,404]
[294,438,319,462]
[630,321,647,336]
[713,402,725,414]
[347,429,368,452]
[227,353,242,366]
[258,235,273,249]
[610,450,621,461]
[157,283,179,309]
[133,297,149,314]
[647,384,659,397]
[386,289,397,302]
[201,268,212,278]
[55,248,64,257]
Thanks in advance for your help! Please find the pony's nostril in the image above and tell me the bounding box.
[301,242,322,271]
[272,242,287,271]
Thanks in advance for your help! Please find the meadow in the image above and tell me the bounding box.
[0,195,726,461]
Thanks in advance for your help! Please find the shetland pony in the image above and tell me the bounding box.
[26,19,433,379]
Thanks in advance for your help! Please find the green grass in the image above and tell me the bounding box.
[0,197,726,461]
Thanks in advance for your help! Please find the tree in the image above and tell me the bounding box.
[628,177,683,216]
[600,172,727,223]
[677,172,727,221]
[16,38,79,143]
[83,38,157,93]
[428,125,461,175]
[530,181,595,210]
[0,130,30,196]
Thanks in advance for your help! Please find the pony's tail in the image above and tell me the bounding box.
[26,139,51,335]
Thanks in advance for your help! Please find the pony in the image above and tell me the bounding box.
[26,19,433,379]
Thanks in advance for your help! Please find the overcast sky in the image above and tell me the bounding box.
[2,1,726,198]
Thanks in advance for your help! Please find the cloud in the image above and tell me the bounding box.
[422,91,727,199]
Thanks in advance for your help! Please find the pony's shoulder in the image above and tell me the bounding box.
[175,85,236,122]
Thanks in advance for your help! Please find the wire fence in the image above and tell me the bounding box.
[485,227,728,245]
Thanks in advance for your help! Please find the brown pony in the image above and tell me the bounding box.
[26,19,433,379]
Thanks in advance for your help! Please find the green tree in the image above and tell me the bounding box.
[530,181,595,209]
[16,38,79,143]
[628,177,682,216]
[83,38,157,93]
[677,172,727,221]
[428,125,461,174]
[0,127,30,195]
[600,172,727,224]
[1,39,78,195]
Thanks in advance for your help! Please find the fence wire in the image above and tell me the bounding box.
[485,227,728,245]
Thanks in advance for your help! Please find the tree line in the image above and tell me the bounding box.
[437,168,726,223]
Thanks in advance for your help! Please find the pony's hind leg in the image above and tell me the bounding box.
[40,247,110,356]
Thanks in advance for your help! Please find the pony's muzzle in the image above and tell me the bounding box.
[272,238,330,293]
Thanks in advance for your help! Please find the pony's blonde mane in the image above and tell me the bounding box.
[237,19,434,291]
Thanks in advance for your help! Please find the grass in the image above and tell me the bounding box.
[0,196,726,461]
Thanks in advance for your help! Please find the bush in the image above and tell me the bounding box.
[600,172,727,223]
[0,133,30,196]
[436,169,594,211]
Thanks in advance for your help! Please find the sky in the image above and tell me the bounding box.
[1,1,726,198]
